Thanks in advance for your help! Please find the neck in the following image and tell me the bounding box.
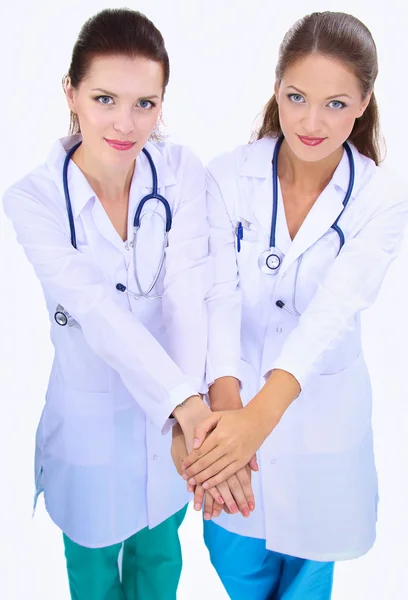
[277,139,344,196]
[72,143,135,204]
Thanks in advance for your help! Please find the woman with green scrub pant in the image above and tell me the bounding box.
[3,8,213,599]
[182,11,408,600]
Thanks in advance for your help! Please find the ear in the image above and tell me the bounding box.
[64,77,77,112]
[358,90,373,118]
[274,80,280,104]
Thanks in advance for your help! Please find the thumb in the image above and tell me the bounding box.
[249,454,259,471]
[193,413,222,449]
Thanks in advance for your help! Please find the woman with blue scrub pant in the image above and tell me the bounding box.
[3,8,214,599]
[204,525,333,600]
[182,11,408,600]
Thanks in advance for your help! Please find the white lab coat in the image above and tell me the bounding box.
[206,136,408,561]
[3,134,212,548]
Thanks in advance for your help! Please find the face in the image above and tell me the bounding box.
[65,54,163,167]
[275,54,372,163]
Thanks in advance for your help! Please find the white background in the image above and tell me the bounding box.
[1,1,407,598]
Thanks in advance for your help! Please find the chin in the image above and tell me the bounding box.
[288,136,338,163]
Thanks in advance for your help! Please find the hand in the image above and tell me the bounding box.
[172,395,212,453]
[173,423,226,518]
[181,406,273,489]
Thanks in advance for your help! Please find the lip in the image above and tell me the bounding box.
[298,135,326,147]
[105,139,136,151]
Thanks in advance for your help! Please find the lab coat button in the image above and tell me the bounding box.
[276,327,282,333]
[153,455,158,460]
[270,458,277,465]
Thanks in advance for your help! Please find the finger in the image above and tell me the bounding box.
[193,485,205,512]
[249,455,259,472]
[206,486,225,506]
[189,454,237,487]
[217,481,239,514]
[228,473,250,517]
[203,492,214,521]
[202,462,241,490]
[183,447,226,483]
[182,429,222,470]
[236,467,256,512]
[192,414,222,449]
[212,500,223,519]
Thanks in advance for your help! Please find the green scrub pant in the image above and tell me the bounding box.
[63,505,188,600]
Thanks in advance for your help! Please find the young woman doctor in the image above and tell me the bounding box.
[2,8,233,600]
[182,11,408,599]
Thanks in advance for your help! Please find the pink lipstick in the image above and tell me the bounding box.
[105,139,136,151]
[298,135,326,147]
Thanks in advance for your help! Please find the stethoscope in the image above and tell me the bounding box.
[235,136,355,315]
[54,141,172,327]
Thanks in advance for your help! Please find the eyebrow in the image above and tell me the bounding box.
[91,88,160,100]
[285,85,352,100]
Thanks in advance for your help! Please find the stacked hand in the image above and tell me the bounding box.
[171,388,260,520]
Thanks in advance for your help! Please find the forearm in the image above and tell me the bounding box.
[246,369,301,438]
[209,376,242,411]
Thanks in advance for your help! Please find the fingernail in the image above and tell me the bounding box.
[181,464,186,471]
[203,482,209,489]
[217,497,224,504]
[188,478,196,486]
[204,512,211,520]
[242,508,249,517]
[182,474,188,480]
[193,438,200,449]
[187,486,193,493]
[249,502,255,511]
[194,503,201,511]
[231,504,238,514]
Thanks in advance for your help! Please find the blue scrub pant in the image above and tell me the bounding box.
[204,521,334,600]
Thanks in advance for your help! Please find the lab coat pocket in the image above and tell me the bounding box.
[43,390,114,467]
[301,353,372,453]
[236,233,262,307]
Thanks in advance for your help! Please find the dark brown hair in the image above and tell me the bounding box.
[65,8,169,136]
[257,12,382,164]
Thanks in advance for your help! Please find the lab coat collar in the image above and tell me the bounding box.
[239,135,364,198]
[279,143,365,274]
[46,135,177,219]
[239,136,368,276]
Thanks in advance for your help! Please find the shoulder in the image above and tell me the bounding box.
[146,139,204,179]
[206,136,278,184]
[357,160,408,215]
[3,163,60,220]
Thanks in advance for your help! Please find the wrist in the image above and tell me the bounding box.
[246,369,300,437]
[209,376,242,412]
[172,395,211,433]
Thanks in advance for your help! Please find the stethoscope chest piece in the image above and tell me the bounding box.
[258,247,283,275]
[54,304,76,327]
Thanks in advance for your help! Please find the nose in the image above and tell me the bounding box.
[301,106,323,135]
[113,107,135,136]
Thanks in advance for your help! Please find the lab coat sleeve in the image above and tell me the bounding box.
[205,166,242,386]
[162,158,212,394]
[3,188,199,433]
[268,172,408,388]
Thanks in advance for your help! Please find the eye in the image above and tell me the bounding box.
[137,99,155,109]
[328,100,346,110]
[288,93,305,104]
[95,96,114,105]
